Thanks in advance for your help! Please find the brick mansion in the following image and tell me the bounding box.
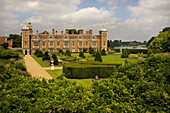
[22,22,107,55]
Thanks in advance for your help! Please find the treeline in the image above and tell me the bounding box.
[107,40,147,47]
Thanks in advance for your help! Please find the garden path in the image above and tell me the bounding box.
[25,55,53,80]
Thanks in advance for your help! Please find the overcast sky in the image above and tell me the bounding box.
[0,0,170,41]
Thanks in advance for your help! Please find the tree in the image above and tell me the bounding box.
[147,37,155,46]
[79,51,85,58]
[59,49,64,55]
[34,49,39,56]
[94,51,102,62]
[2,43,9,49]
[42,51,50,61]
[52,53,58,65]
[83,48,87,53]
[121,49,129,58]
[8,34,21,48]
[65,50,71,56]
[89,47,94,54]
[101,49,106,55]
[37,50,43,57]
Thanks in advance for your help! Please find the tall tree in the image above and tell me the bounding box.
[8,34,21,48]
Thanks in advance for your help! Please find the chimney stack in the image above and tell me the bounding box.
[36,30,38,34]
[89,30,92,34]
[52,29,55,34]
[61,31,63,35]
[66,29,69,34]
[56,31,58,34]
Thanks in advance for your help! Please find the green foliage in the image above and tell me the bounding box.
[122,49,148,54]
[114,48,120,52]
[65,50,71,56]
[34,49,39,56]
[39,31,49,34]
[89,47,94,54]
[52,53,58,65]
[149,27,170,52]
[8,34,21,48]
[0,48,20,59]
[63,63,115,79]
[94,51,102,62]
[83,48,87,52]
[79,51,85,58]
[42,51,50,61]
[121,49,129,58]
[14,62,26,71]
[101,49,106,55]
[36,50,43,57]
[59,49,64,55]
[78,61,122,67]
[2,43,9,49]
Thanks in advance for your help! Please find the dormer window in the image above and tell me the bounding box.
[79,37,81,39]
[50,36,52,39]
[25,31,27,34]
[93,37,95,39]
[65,36,67,39]
[34,36,37,39]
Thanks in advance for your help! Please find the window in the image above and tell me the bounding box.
[72,49,75,52]
[86,41,88,46]
[42,41,45,46]
[49,41,53,46]
[92,41,96,46]
[64,41,69,46]
[93,37,95,39]
[72,41,75,46]
[50,36,52,39]
[57,41,60,46]
[79,37,81,39]
[33,41,39,46]
[25,31,27,34]
[79,41,82,46]
[25,35,27,37]
[104,41,105,46]
[65,36,67,39]
[34,36,37,39]
[24,40,27,47]
[79,48,82,52]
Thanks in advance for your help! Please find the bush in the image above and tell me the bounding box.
[89,47,94,54]
[65,50,71,56]
[121,49,129,58]
[79,51,85,58]
[63,63,116,79]
[37,50,43,57]
[52,53,58,65]
[101,49,106,55]
[42,51,50,61]
[14,62,26,71]
[34,49,39,56]
[59,49,64,55]
[2,43,9,49]
[78,61,122,67]
[0,49,20,59]
[83,48,87,52]
[95,51,102,62]
[114,48,120,52]
[122,49,148,54]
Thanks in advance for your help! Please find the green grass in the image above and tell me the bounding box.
[31,55,50,67]
[47,69,97,87]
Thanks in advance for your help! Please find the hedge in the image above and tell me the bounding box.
[114,48,120,52]
[63,63,116,79]
[122,49,148,54]
[78,61,122,67]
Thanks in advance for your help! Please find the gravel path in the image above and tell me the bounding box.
[25,55,53,80]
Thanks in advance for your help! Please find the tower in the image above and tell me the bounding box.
[21,23,30,55]
[99,26,107,51]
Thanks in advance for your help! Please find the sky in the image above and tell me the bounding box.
[0,0,170,41]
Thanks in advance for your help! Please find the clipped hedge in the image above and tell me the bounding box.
[78,61,122,67]
[122,49,148,54]
[63,63,116,79]
[114,48,120,52]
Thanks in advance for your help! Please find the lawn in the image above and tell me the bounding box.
[47,69,96,87]
[31,55,50,67]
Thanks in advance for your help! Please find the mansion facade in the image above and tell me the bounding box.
[22,22,107,55]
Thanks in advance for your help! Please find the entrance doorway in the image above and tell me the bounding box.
[25,50,27,55]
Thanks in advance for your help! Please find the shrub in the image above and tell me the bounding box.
[83,48,87,52]
[37,50,43,57]
[2,43,9,49]
[121,49,129,58]
[101,49,106,55]
[95,51,102,62]
[122,49,148,54]
[34,49,39,56]
[59,49,64,55]
[52,53,58,65]
[0,49,20,59]
[65,50,71,56]
[114,48,120,52]
[89,47,94,54]
[14,62,26,71]
[78,61,122,67]
[63,63,116,79]
[42,51,50,61]
[79,51,85,58]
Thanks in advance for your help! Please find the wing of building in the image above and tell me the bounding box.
[21,22,107,55]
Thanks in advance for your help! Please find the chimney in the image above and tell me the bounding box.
[36,30,38,34]
[56,31,58,34]
[45,31,47,34]
[86,31,89,35]
[61,31,63,35]
[66,29,69,34]
[72,30,74,34]
[78,29,83,34]
[89,30,92,34]
[52,29,55,34]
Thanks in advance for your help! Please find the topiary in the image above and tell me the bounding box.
[79,51,85,58]
[59,49,64,55]
[101,49,106,55]
[42,51,50,61]
[83,48,87,53]
[34,49,39,56]
[52,53,58,65]
[37,50,43,57]
[94,51,102,62]
[89,47,94,54]
[65,50,71,56]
